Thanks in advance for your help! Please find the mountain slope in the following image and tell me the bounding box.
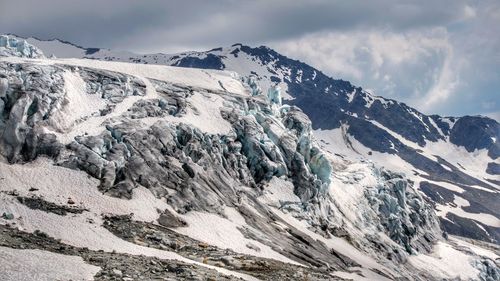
[137,45,500,244]
[19,35,499,244]
[1,40,499,280]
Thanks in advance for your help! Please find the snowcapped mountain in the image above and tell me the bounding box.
[16,34,499,245]
[0,35,499,280]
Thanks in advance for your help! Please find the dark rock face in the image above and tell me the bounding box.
[157,209,187,228]
[103,214,346,280]
[450,116,500,159]
[16,196,88,215]
[419,180,500,244]
[440,213,500,244]
[173,54,225,70]
[487,162,500,175]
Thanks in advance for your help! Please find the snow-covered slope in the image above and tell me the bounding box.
[0,38,498,281]
[50,41,498,245]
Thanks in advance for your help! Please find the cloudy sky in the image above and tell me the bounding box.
[1,0,498,119]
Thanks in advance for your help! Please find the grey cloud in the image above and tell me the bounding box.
[0,0,476,51]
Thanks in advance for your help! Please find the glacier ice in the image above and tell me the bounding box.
[0,35,44,58]
[365,169,440,254]
[242,75,262,96]
[0,56,498,281]
[267,85,282,106]
[0,35,7,47]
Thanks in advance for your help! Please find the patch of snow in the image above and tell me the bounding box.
[440,117,456,130]
[347,89,356,103]
[409,241,480,280]
[269,207,397,279]
[174,206,301,266]
[469,185,497,193]
[435,195,500,227]
[279,82,294,100]
[421,179,465,193]
[314,128,430,180]
[407,108,430,133]
[161,91,233,134]
[49,70,106,134]
[295,69,303,83]
[0,158,166,222]
[346,112,358,118]
[0,195,186,263]
[440,163,453,171]
[0,246,100,281]
[449,237,499,260]
[363,95,374,108]
[366,120,499,190]
[428,117,444,137]
[368,120,423,150]
[0,57,247,95]
[259,177,300,207]
[423,140,499,188]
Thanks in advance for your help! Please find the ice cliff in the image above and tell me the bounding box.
[0,35,44,58]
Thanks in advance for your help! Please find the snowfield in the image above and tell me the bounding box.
[0,246,100,281]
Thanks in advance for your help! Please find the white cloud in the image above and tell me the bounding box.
[271,32,364,80]
[418,45,461,111]
[271,29,456,108]
[463,5,477,19]
[485,111,500,121]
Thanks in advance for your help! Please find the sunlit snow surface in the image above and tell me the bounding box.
[0,246,100,281]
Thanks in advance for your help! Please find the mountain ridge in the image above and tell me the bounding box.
[3,34,499,244]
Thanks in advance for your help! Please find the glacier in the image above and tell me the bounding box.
[0,40,498,281]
